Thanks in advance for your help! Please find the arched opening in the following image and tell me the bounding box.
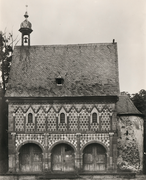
[28,113,33,123]
[92,112,97,123]
[60,113,65,123]
[51,143,75,172]
[19,143,43,172]
[83,143,106,171]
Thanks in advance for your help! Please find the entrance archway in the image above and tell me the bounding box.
[51,143,75,172]
[83,143,106,171]
[19,143,43,172]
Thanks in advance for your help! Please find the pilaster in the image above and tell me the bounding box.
[44,133,49,171]
[16,152,19,172]
[75,133,81,171]
[109,132,114,171]
[47,134,51,171]
[8,132,16,172]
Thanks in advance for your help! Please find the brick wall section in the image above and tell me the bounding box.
[5,43,120,97]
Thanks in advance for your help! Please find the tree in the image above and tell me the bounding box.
[0,31,17,172]
[0,31,14,94]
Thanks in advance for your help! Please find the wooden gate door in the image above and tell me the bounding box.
[52,144,75,172]
[83,144,106,171]
[19,143,42,172]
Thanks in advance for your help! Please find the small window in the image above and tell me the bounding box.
[28,113,33,123]
[60,113,65,123]
[92,113,97,123]
[56,76,64,85]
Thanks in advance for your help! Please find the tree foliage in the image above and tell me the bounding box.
[131,89,146,117]
[0,31,13,94]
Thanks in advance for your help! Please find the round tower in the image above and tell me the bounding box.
[19,11,33,46]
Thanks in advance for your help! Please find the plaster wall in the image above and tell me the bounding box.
[117,116,143,172]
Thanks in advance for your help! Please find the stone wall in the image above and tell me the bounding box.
[117,116,143,173]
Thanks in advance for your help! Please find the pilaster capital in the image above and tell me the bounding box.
[44,133,49,136]
[11,132,16,136]
[109,132,114,136]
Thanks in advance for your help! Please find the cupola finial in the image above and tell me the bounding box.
[24,5,29,19]
[19,5,33,46]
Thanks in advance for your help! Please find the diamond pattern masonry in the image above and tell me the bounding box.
[15,108,24,131]
[48,134,77,149]
[15,134,45,149]
[80,133,110,149]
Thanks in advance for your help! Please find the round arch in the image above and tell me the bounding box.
[51,142,75,172]
[82,142,107,172]
[17,140,44,153]
[81,140,109,154]
[49,140,76,152]
[19,143,43,172]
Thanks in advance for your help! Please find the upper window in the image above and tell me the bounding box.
[60,113,65,123]
[92,112,97,123]
[90,107,99,124]
[28,113,33,123]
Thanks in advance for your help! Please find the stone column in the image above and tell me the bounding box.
[48,152,52,172]
[109,132,114,171]
[8,132,16,172]
[16,152,19,172]
[75,133,81,172]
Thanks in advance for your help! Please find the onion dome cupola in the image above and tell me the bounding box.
[19,11,33,46]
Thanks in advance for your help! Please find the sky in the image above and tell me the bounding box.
[0,0,146,94]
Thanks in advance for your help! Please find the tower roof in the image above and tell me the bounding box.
[19,11,32,33]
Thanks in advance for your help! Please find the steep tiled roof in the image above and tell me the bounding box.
[5,43,120,97]
[117,96,142,115]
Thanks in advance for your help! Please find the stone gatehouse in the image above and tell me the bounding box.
[4,11,144,176]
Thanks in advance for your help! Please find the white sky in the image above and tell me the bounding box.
[0,0,146,94]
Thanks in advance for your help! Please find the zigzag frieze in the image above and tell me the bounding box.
[11,103,114,114]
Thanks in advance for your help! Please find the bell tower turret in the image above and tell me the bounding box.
[19,9,33,46]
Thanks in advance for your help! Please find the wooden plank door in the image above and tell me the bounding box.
[19,143,42,172]
[52,144,75,172]
[83,144,106,171]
